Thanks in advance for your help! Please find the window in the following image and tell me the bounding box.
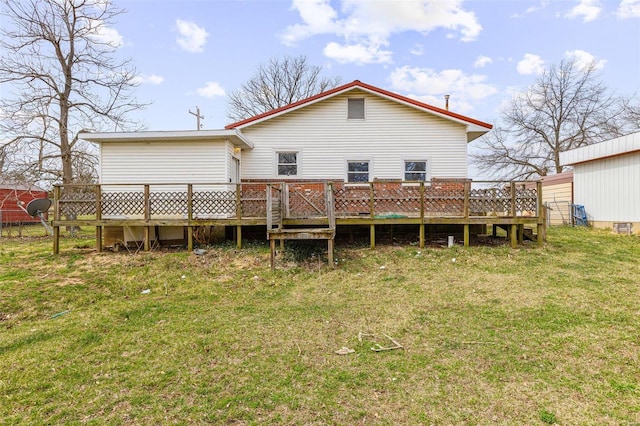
[347,161,369,182]
[404,160,427,181]
[277,151,298,176]
[347,98,365,119]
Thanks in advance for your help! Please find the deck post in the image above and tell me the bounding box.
[419,182,425,248]
[464,224,470,247]
[328,238,334,268]
[370,225,376,249]
[463,180,470,218]
[369,182,375,249]
[236,183,242,249]
[270,238,276,271]
[95,185,102,253]
[53,185,60,254]
[518,224,524,244]
[187,184,193,251]
[537,181,545,246]
[510,182,517,217]
[143,185,151,251]
[510,224,518,248]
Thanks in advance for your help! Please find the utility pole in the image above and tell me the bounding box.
[189,106,204,130]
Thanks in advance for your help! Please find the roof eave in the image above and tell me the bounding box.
[79,129,254,150]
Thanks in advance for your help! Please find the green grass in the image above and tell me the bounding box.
[1,226,639,424]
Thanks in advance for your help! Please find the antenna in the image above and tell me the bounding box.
[188,106,204,130]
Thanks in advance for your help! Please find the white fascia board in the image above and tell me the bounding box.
[79,129,254,149]
[560,132,640,166]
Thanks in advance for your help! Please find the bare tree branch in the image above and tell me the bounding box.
[0,0,147,187]
[472,59,636,179]
[227,55,341,122]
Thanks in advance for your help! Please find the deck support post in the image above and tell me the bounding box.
[53,226,60,254]
[518,224,524,244]
[463,224,470,247]
[235,184,242,249]
[270,238,276,271]
[419,224,425,248]
[95,185,102,253]
[328,239,334,268]
[187,184,193,251]
[53,185,60,254]
[280,239,285,250]
[537,223,544,247]
[143,185,151,251]
[510,224,518,248]
[537,181,545,246]
[370,224,375,249]
[236,226,242,249]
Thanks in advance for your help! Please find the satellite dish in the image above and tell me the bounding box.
[17,198,53,236]
[26,198,52,217]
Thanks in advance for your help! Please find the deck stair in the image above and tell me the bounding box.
[495,224,537,242]
[267,183,336,270]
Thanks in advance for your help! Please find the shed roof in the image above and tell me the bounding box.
[225,80,492,142]
[0,179,46,192]
[560,131,640,166]
[79,129,254,149]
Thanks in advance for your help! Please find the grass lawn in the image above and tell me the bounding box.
[1,226,639,425]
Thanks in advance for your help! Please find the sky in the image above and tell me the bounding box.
[104,0,640,132]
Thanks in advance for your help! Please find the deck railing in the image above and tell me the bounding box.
[53,180,542,222]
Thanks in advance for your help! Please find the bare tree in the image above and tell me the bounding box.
[227,55,341,122]
[472,59,634,179]
[0,0,146,187]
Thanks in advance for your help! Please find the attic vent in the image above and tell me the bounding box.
[348,98,365,119]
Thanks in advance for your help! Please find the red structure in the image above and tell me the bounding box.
[0,180,49,224]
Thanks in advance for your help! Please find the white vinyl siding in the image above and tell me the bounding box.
[573,150,640,222]
[100,141,229,190]
[240,89,468,181]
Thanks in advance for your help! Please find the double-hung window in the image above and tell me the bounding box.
[347,160,369,183]
[404,160,427,181]
[277,151,298,176]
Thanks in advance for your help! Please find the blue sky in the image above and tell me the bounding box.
[105,0,639,130]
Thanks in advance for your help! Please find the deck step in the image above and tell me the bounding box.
[268,227,335,240]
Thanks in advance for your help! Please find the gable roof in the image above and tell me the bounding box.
[224,80,492,142]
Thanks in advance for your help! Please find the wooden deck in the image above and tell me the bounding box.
[51,180,545,254]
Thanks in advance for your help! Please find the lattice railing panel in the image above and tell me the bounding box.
[59,191,97,217]
[240,184,267,217]
[287,183,327,218]
[469,188,511,214]
[515,188,538,214]
[333,186,371,216]
[372,185,421,216]
[149,192,187,216]
[101,192,144,216]
[192,191,236,217]
[423,187,465,215]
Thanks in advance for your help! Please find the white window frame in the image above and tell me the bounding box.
[345,158,372,184]
[274,149,301,178]
[401,157,430,184]
[347,98,365,120]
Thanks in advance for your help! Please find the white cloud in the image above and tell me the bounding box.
[323,40,392,64]
[410,44,424,56]
[617,0,640,18]
[564,49,607,70]
[85,18,124,48]
[473,55,493,68]
[517,53,545,75]
[176,19,208,53]
[282,0,482,64]
[196,81,226,98]
[132,73,165,85]
[565,0,602,22]
[388,66,497,114]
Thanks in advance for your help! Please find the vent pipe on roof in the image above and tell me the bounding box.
[444,94,450,111]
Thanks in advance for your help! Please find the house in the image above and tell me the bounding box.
[560,131,640,234]
[0,179,49,224]
[60,80,543,255]
[86,80,491,186]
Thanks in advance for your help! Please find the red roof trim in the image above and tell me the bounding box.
[224,80,493,130]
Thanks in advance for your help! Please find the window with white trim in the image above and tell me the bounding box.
[347,98,365,119]
[347,160,369,182]
[404,160,427,181]
[277,151,298,176]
